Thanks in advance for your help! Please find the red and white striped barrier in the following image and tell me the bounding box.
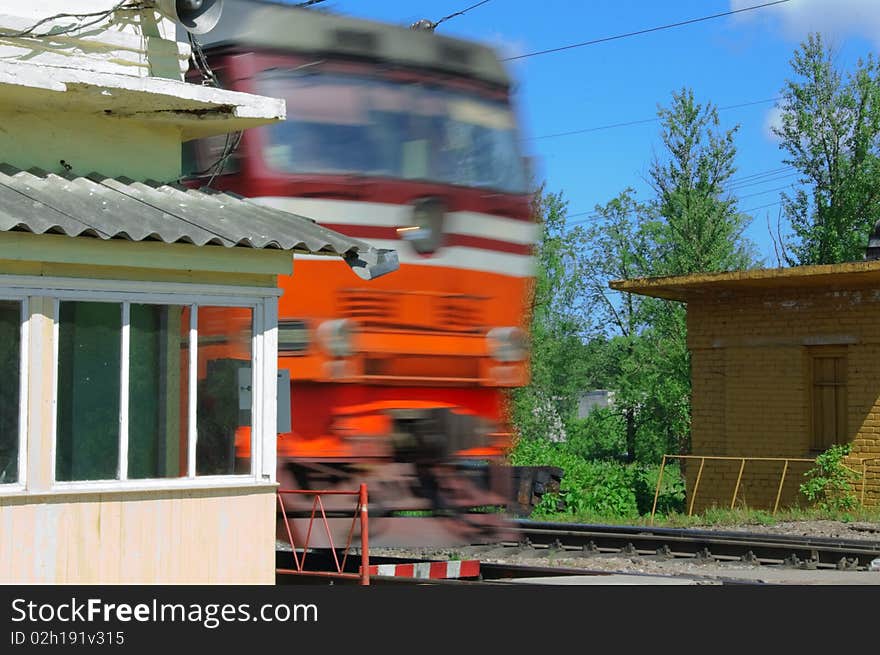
[366,560,481,579]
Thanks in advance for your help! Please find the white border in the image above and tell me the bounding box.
[118,302,130,481]
[249,305,262,478]
[50,298,59,486]
[0,275,282,298]
[261,298,279,483]
[187,303,198,479]
[17,297,29,489]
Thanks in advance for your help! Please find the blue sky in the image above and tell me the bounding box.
[288,0,880,265]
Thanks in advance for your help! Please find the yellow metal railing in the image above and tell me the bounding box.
[650,455,793,524]
[851,457,880,507]
[650,454,879,524]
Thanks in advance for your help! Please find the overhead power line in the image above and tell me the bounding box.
[736,183,798,201]
[563,170,802,224]
[503,0,792,62]
[435,0,491,28]
[728,165,793,184]
[411,0,491,31]
[727,171,799,191]
[525,97,781,142]
[742,200,784,214]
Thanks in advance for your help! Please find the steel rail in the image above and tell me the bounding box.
[509,520,880,570]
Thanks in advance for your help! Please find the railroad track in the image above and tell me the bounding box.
[508,520,880,570]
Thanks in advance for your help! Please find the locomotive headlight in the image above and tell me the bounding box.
[397,197,446,254]
[317,319,356,357]
[486,327,529,362]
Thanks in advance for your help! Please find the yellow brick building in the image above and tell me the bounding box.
[612,261,880,511]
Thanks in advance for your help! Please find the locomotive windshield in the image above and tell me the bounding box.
[254,69,529,194]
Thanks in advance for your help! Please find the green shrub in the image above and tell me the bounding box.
[799,444,860,512]
[511,437,638,518]
[565,408,627,461]
[631,463,686,516]
[511,436,690,520]
[558,458,640,519]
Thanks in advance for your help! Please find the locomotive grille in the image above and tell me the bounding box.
[340,288,485,333]
[339,289,397,325]
[435,296,483,332]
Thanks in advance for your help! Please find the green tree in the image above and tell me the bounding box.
[650,88,756,275]
[514,90,756,464]
[509,187,588,442]
[582,89,756,462]
[775,33,880,265]
[578,189,658,461]
[647,88,757,456]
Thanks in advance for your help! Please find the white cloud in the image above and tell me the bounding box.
[730,0,880,48]
[484,32,528,62]
[763,104,784,141]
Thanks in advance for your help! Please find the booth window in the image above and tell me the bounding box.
[55,298,256,484]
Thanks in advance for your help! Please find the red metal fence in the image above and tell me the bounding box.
[276,484,370,585]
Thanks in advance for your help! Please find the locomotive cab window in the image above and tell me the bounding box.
[253,69,530,194]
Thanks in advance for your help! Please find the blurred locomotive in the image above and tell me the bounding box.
[183,0,537,545]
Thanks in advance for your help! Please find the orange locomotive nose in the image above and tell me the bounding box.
[179,6,536,543]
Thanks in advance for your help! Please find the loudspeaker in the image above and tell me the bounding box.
[156,0,223,34]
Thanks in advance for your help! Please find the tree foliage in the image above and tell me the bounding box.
[509,188,588,443]
[573,90,753,463]
[650,88,756,275]
[775,33,880,265]
[578,190,676,461]
[512,88,756,468]
[510,38,880,520]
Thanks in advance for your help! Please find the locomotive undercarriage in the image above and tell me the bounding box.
[275,407,515,546]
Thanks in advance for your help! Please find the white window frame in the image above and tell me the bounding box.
[0,275,280,495]
[0,293,29,491]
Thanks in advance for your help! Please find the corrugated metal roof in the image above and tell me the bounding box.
[0,164,398,279]
[610,260,880,302]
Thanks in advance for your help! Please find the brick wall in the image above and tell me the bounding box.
[685,285,880,510]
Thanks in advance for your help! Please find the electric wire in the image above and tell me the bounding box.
[503,0,793,61]
[727,171,799,191]
[185,33,242,187]
[411,0,492,31]
[563,175,803,225]
[728,165,794,184]
[0,1,147,39]
[525,97,782,141]
[434,0,492,28]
